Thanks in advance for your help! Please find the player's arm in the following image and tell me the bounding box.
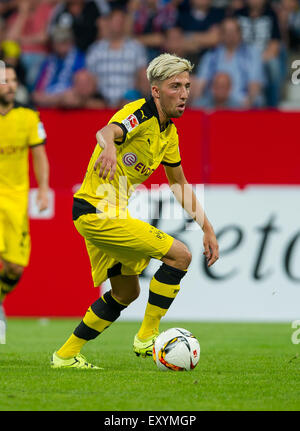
[164,164,219,267]
[93,123,124,180]
[31,144,49,211]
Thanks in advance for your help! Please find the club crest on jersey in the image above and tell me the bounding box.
[122,152,138,167]
[122,114,139,132]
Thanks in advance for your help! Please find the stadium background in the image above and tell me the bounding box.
[1,0,300,321]
[4,108,300,320]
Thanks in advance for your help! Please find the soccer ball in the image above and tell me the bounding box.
[153,327,200,371]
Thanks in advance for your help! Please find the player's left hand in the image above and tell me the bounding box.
[203,229,219,267]
[36,187,49,212]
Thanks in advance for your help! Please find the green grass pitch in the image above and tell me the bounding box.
[0,319,299,411]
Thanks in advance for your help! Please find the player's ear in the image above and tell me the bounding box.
[151,84,160,99]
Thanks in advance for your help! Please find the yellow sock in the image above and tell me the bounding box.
[56,334,87,359]
[137,277,181,340]
[82,306,112,333]
[0,270,20,301]
[56,290,128,358]
[137,303,168,340]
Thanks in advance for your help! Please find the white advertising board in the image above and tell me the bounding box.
[102,185,300,321]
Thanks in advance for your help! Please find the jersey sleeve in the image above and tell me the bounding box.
[161,129,181,167]
[28,109,47,147]
[108,102,146,144]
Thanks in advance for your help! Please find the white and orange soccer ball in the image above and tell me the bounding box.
[153,328,200,371]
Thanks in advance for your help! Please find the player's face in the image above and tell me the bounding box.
[0,68,17,105]
[158,71,191,119]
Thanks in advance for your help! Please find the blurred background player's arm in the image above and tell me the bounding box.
[31,145,49,211]
[164,164,219,267]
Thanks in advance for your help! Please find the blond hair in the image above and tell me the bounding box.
[146,53,193,84]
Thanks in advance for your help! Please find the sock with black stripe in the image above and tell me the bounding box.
[137,263,187,340]
[56,290,128,359]
[0,270,21,301]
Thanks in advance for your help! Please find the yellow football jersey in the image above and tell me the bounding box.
[74,97,181,214]
[0,102,46,195]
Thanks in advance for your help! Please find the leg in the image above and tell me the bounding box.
[0,259,24,301]
[0,207,29,342]
[0,260,24,343]
[161,238,193,270]
[110,274,140,305]
[65,212,183,361]
[134,239,192,356]
[53,275,140,367]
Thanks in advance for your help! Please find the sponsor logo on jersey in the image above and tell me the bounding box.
[122,152,138,167]
[122,114,139,132]
[0,144,27,154]
[134,162,155,176]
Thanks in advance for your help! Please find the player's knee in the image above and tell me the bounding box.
[172,242,192,270]
[163,239,192,270]
[4,263,24,281]
[181,246,192,269]
[185,248,192,268]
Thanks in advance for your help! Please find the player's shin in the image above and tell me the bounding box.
[137,263,187,340]
[56,290,128,359]
[0,270,21,301]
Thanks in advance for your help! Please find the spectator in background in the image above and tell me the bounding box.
[32,26,86,107]
[127,0,177,61]
[227,0,245,16]
[4,0,55,91]
[48,0,110,53]
[86,4,149,108]
[0,0,17,20]
[234,0,285,106]
[62,68,106,108]
[192,17,264,108]
[0,14,5,41]
[276,0,300,52]
[198,72,239,108]
[174,0,225,68]
[164,26,187,57]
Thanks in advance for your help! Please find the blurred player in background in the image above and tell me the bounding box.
[51,53,219,369]
[0,64,49,340]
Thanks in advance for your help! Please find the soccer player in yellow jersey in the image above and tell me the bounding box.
[51,53,219,369]
[0,65,49,334]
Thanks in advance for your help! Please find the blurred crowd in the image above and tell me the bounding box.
[0,0,299,110]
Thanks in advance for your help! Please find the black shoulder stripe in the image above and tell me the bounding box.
[133,101,155,124]
[111,121,127,144]
[161,160,181,167]
[111,103,154,144]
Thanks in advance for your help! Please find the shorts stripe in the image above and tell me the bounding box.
[107,262,122,278]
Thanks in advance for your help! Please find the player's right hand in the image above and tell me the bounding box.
[94,144,117,181]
